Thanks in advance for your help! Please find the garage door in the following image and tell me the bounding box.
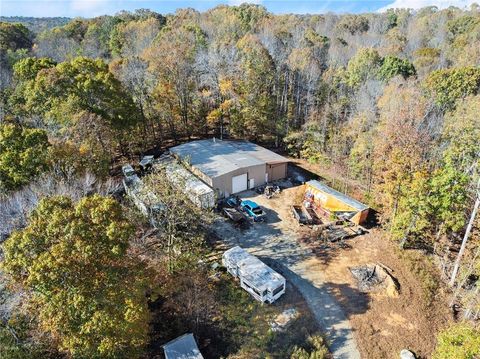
[232,173,248,194]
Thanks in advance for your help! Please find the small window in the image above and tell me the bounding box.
[272,285,284,296]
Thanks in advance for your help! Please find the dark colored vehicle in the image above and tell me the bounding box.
[223,207,246,223]
[226,195,242,208]
[240,200,266,222]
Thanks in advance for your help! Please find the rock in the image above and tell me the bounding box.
[400,349,416,359]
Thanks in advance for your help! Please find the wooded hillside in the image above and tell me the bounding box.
[0,4,479,358]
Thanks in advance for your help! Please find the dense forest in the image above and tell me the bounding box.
[0,3,479,358]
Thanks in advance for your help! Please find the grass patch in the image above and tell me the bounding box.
[211,273,323,358]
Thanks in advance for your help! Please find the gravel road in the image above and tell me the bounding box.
[213,189,361,359]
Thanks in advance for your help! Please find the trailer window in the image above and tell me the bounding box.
[272,285,284,296]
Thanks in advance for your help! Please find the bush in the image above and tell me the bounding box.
[290,335,329,359]
[433,323,480,359]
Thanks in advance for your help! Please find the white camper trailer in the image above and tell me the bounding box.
[222,246,286,303]
[154,155,216,209]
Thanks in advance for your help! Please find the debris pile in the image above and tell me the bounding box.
[350,263,400,297]
[270,308,299,332]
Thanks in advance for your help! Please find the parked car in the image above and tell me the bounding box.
[223,207,246,224]
[122,164,136,178]
[226,195,242,208]
[240,200,266,222]
[139,155,154,172]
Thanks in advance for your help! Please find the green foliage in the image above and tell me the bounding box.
[386,9,398,29]
[1,195,150,358]
[108,20,126,57]
[232,3,269,32]
[304,28,329,47]
[0,323,33,359]
[232,34,276,139]
[433,323,480,359]
[0,123,50,191]
[284,123,327,164]
[447,15,480,37]
[413,47,441,73]
[390,170,433,243]
[378,55,416,81]
[14,56,139,135]
[390,96,480,243]
[345,48,382,87]
[290,335,329,359]
[430,95,480,233]
[336,15,369,35]
[0,317,54,359]
[13,57,56,81]
[183,23,207,48]
[0,22,32,51]
[424,67,480,110]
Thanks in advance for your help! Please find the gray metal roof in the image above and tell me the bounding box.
[306,180,368,211]
[162,333,204,359]
[228,140,289,164]
[170,139,288,179]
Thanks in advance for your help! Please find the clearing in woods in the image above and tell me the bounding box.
[216,183,451,359]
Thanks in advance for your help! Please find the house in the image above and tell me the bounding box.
[162,333,204,359]
[222,246,286,303]
[170,139,289,198]
[305,180,369,225]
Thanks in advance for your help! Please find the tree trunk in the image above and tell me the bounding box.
[449,179,480,286]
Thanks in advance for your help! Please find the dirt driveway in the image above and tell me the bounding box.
[212,184,361,359]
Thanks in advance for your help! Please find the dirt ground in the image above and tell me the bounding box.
[248,184,452,359]
[308,231,451,359]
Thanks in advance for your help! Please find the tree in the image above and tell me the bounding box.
[12,57,55,81]
[345,48,382,88]
[430,95,480,234]
[0,123,50,191]
[374,80,431,222]
[336,15,369,35]
[424,67,480,110]
[145,24,206,141]
[1,195,150,358]
[232,33,276,139]
[0,22,32,51]
[138,170,209,272]
[12,56,141,166]
[378,55,416,81]
[433,323,480,359]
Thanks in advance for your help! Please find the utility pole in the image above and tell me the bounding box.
[449,177,480,286]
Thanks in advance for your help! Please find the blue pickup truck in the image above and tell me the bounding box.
[240,200,266,222]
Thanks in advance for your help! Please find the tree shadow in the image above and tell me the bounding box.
[363,208,381,230]
[265,262,369,357]
[287,162,322,183]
